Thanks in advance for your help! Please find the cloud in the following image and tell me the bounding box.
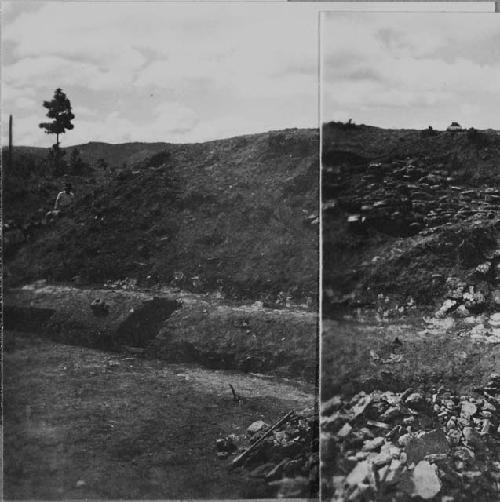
[152,102,199,135]
[5,55,142,92]
[322,13,500,130]
[14,96,36,109]
[3,2,326,145]
[2,80,35,96]
[73,105,97,118]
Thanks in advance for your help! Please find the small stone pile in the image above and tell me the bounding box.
[104,277,139,290]
[216,408,319,498]
[435,263,500,318]
[466,313,500,343]
[322,378,500,501]
[421,313,500,345]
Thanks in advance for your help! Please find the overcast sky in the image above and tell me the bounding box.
[2,2,494,147]
[321,12,500,130]
[2,1,325,147]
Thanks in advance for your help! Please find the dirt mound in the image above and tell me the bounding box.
[6,128,319,304]
[323,123,500,313]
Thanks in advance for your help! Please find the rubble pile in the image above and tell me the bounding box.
[324,157,499,238]
[323,150,500,309]
[322,376,500,501]
[465,313,500,343]
[216,408,319,498]
[103,277,139,290]
[435,262,500,318]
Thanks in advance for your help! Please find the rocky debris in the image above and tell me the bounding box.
[247,420,268,436]
[217,408,318,498]
[371,294,418,320]
[411,460,441,499]
[215,435,238,459]
[325,155,499,239]
[90,298,109,316]
[321,378,500,500]
[493,290,500,306]
[434,277,499,317]
[491,313,500,327]
[426,269,500,339]
[467,319,500,344]
[104,277,139,290]
[436,299,457,318]
[323,144,500,312]
[425,310,500,344]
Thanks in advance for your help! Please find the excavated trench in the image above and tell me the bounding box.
[4,286,318,500]
[156,339,316,381]
[114,297,180,347]
[3,296,180,352]
[4,305,56,332]
[4,286,317,382]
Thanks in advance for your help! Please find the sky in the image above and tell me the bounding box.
[2,1,324,147]
[321,11,500,130]
[1,2,494,147]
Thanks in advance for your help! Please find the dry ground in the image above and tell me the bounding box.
[3,330,315,500]
[322,313,500,401]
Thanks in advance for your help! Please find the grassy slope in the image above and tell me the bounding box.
[6,129,319,302]
[2,142,172,223]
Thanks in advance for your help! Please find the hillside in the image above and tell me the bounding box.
[6,141,172,169]
[2,141,174,225]
[4,128,319,304]
[322,122,500,313]
[321,122,500,502]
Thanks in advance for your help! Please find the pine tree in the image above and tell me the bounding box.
[39,88,75,147]
[39,88,75,176]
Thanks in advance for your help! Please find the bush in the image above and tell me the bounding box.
[323,120,359,131]
[145,150,171,168]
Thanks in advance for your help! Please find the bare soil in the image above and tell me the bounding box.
[322,313,500,401]
[4,283,318,381]
[3,330,315,500]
